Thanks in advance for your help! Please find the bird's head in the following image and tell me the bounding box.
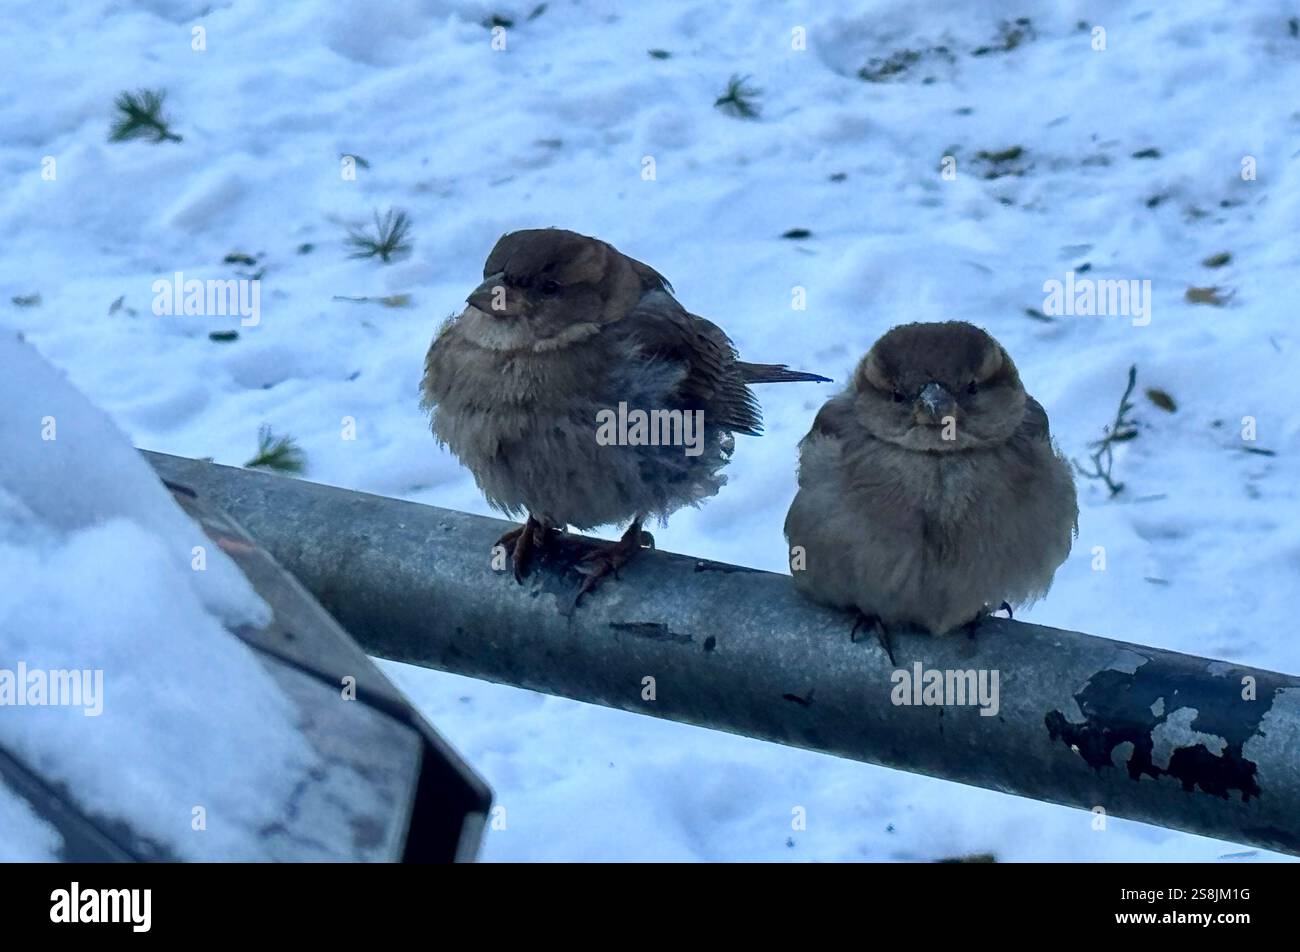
[460,228,669,351]
[852,321,1027,451]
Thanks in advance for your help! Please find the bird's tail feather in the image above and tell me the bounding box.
[738,361,831,384]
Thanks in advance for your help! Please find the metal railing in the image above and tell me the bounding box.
[144,450,1300,857]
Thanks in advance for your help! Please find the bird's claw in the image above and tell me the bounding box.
[494,516,552,583]
[574,551,627,605]
[851,612,896,665]
[573,522,648,606]
[494,525,527,581]
[962,601,1012,640]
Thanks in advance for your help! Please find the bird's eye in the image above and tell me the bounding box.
[966,380,978,396]
[540,279,561,295]
[891,390,905,403]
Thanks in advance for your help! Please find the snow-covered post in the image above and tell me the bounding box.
[145,451,1300,857]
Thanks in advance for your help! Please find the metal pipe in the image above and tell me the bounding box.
[144,450,1300,856]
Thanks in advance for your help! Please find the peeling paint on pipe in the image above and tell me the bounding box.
[143,450,1300,856]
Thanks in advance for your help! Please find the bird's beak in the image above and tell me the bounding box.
[467,272,514,316]
[915,382,956,425]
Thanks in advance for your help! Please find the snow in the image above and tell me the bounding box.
[2,0,1297,860]
[0,777,63,862]
[0,333,319,860]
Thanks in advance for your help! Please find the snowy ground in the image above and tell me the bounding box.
[2,0,1298,860]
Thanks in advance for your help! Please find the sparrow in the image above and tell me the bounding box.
[421,228,828,600]
[783,321,1077,654]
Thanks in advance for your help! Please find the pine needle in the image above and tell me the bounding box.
[245,425,306,473]
[109,89,183,143]
[714,74,762,119]
[345,208,413,263]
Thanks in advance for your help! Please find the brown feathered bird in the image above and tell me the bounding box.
[422,228,828,599]
[783,321,1076,653]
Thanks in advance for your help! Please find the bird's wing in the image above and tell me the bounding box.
[736,362,831,384]
[805,394,857,441]
[607,291,763,436]
[1018,396,1052,442]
